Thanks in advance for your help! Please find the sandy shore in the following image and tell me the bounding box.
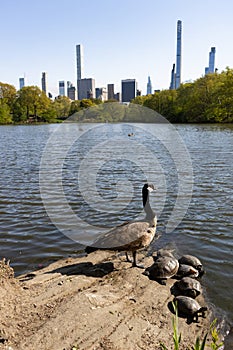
[0,251,219,350]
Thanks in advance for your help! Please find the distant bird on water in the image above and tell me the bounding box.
[85,183,157,267]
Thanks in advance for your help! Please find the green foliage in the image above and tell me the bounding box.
[191,334,207,350]
[15,86,52,121]
[132,68,233,123]
[209,319,224,350]
[172,302,182,350]
[2,67,233,124]
[52,95,71,119]
[0,103,12,124]
[160,302,181,350]
[0,82,17,109]
[69,100,81,116]
[160,302,223,350]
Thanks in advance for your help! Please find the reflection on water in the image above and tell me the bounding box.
[0,123,232,331]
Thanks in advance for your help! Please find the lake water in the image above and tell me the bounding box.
[0,122,232,336]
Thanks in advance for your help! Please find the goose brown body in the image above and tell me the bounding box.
[85,184,157,267]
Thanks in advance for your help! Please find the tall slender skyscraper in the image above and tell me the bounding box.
[76,44,84,99]
[208,47,216,73]
[41,72,47,94]
[175,20,182,89]
[76,44,84,81]
[170,63,176,90]
[147,76,152,95]
[205,47,216,74]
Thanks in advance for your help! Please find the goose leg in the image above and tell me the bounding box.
[125,252,132,263]
[132,251,144,268]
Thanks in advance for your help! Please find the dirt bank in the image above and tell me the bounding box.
[0,251,215,350]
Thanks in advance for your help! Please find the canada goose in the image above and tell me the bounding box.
[85,183,157,267]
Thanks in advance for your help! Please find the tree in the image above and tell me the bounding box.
[69,100,81,116]
[0,103,12,124]
[0,82,17,111]
[14,86,52,122]
[52,96,71,119]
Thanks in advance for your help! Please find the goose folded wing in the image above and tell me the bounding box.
[90,221,153,250]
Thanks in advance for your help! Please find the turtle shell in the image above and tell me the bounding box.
[176,264,199,278]
[178,255,204,275]
[176,277,202,298]
[146,255,179,283]
[174,295,207,322]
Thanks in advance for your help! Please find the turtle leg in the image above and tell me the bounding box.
[158,278,167,286]
[193,312,199,323]
[200,307,207,318]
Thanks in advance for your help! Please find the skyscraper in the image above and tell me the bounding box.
[76,44,85,99]
[67,81,76,100]
[107,84,115,100]
[207,47,216,74]
[121,79,137,102]
[76,44,84,81]
[175,20,182,89]
[59,81,65,96]
[170,63,176,90]
[19,77,25,89]
[78,78,95,100]
[41,72,47,94]
[147,76,152,95]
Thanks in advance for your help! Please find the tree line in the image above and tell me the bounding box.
[0,84,104,124]
[132,67,233,123]
[1,67,233,124]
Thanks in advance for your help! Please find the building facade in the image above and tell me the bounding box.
[205,47,216,74]
[96,87,107,101]
[19,77,25,89]
[147,76,152,95]
[169,63,176,90]
[76,44,84,99]
[78,78,95,100]
[175,20,182,89]
[121,79,137,102]
[41,72,47,94]
[114,92,120,101]
[76,44,84,81]
[67,81,76,100]
[59,81,65,96]
[107,84,115,100]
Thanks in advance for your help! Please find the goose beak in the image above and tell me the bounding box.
[148,184,156,192]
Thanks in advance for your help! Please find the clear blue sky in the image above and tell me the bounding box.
[1,0,233,96]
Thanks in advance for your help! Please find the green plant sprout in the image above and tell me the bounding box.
[160,302,223,350]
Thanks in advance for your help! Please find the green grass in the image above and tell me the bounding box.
[160,302,223,350]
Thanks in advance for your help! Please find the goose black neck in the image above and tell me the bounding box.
[142,185,155,219]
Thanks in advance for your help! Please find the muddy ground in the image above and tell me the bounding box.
[0,251,219,350]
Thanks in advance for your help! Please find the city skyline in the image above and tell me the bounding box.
[1,0,233,96]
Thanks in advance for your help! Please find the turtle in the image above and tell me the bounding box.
[176,264,199,279]
[174,295,207,322]
[144,250,179,285]
[174,277,202,298]
[153,248,175,260]
[178,255,204,276]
